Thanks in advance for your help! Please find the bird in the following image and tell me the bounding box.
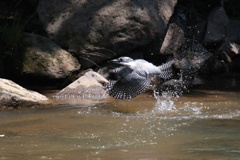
[105,57,175,99]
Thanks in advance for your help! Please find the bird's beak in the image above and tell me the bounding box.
[111,59,119,62]
[109,59,122,64]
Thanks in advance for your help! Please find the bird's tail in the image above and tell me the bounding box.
[157,60,174,79]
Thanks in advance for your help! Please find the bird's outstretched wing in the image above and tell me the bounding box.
[157,60,174,79]
[105,67,150,99]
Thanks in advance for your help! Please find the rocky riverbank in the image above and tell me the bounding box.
[1,0,240,107]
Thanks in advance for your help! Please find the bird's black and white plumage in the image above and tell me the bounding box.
[105,57,174,99]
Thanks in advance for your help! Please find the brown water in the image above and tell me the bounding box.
[0,78,240,160]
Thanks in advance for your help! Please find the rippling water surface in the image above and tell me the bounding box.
[0,78,240,160]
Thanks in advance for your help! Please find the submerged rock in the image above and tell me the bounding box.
[21,33,80,79]
[0,78,49,108]
[55,70,108,99]
[37,0,177,68]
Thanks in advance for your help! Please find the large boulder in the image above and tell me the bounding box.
[193,7,240,46]
[191,7,240,75]
[37,0,177,68]
[194,20,240,45]
[0,78,49,108]
[204,6,229,44]
[55,70,108,99]
[21,33,80,79]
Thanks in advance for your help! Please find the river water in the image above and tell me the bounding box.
[0,78,240,160]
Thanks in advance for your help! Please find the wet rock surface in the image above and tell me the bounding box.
[55,70,108,99]
[0,78,49,108]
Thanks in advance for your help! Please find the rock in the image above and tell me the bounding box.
[229,42,240,55]
[206,59,228,74]
[229,56,240,73]
[26,0,39,7]
[175,41,214,83]
[0,55,4,77]
[155,42,214,95]
[37,0,177,68]
[160,23,185,55]
[55,70,108,99]
[156,79,188,96]
[217,50,232,63]
[21,33,80,79]
[192,21,207,42]
[227,20,240,43]
[194,20,240,44]
[0,78,49,108]
[191,75,211,85]
[216,40,240,62]
[204,6,229,44]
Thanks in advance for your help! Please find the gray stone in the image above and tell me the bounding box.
[194,20,240,44]
[204,7,229,44]
[21,33,80,79]
[160,23,185,55]
[0,78,49,108]
[55,70,108,99]
[37,0,177,68]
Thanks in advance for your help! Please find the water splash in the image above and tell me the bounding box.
[180,102,204,116]
[153,92,177,114]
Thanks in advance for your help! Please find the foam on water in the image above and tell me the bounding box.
[150,90,240,120]
[153,92,177,114]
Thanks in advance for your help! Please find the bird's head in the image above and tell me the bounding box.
[110,57,134,66]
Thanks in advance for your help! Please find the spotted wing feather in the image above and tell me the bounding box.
[158,60,174,79]
[105,67,150,99]
[106,78,150,99]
